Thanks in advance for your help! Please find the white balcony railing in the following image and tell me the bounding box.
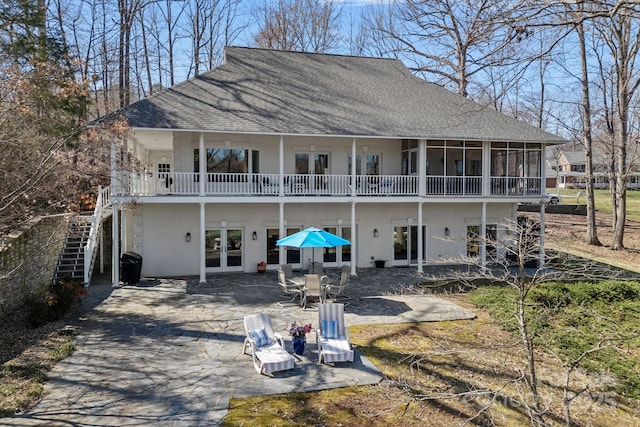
[490,177,543,196]
[112,172,542,198]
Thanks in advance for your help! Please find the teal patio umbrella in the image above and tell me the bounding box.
[276,227,351,264]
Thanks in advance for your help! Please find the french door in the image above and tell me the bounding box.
[266,227,302,268]
[205,228,244,272]
[393,225,426,266]
[322,226,352,267]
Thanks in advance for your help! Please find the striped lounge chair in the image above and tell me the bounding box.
[242,313,295,375]
[316,303,354,364]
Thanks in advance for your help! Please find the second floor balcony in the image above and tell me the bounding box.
[113,171,543,199]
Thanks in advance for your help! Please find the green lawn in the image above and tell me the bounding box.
[471,280,640,399]
[555,188,640,221]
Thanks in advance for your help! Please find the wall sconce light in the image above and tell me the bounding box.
[373,228,379,238]
[444,227,450,237]
[224,139,231,147]
[310,144,316,151]
[186,232,191,242]
[362,145,369,152]
[252,231,257,240]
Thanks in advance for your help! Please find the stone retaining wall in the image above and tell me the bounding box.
[0,214,70,318]
[517,204,587,216]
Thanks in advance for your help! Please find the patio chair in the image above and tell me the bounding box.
[242,313,295,375]
[277,269,302,305]
[316,303,354,364]
[280,263,294,278]
[310,261,323,275]
[325,265,350,303]
[301,274,327,310]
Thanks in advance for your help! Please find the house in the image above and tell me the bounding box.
[549,149,640,190]
[105,46,565,285]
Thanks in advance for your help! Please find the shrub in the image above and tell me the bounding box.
[27,278,85,327]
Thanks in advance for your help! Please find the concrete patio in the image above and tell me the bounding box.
[1,267,476,426]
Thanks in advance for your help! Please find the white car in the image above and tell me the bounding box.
[545,193,562,205]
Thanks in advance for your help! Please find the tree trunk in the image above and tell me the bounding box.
[576,8,601,246]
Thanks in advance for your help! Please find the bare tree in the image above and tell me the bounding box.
[415,214,637,425]
[185,0,243,77]
[572,3,602,247]
[366,0,528,98]
[254,0,343,53]
[590,3,640,249]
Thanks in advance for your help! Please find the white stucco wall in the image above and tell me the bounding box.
[122,200,516,278]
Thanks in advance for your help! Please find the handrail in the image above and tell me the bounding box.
[113,171,544,198]
[83,186,111,286]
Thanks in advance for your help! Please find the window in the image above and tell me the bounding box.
[424,140,482,177]
[194,148,258,174]
[490,143,541,178]
[296,153,330,174]
[401,139,419,175]
[266,228,301,265]
[157,163,171,179]
[348,154,380,175]
[467,225,497,257]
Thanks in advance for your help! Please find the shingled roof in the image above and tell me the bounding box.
[121,46,565,143]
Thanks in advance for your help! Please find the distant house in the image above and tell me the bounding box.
[104,47,565,284]
[551,149,640,190]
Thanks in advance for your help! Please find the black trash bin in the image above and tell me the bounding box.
[121,252,143,284]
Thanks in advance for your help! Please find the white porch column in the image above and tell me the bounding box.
[99,223,104,274]
[351,138,357,197]
[112,203,120,287]
[199,132,205,196]
[418,139,426,196]
[417,202,424,273]
[110,141,117,194]
[483,141,491,196]
[279,201,285,265]
[350,200,357,276]
[480,202,487,266]
[539,201,546,268]
[120,207,127,253]
[279,136,284,196]
[541,144,547,197]
[199,202,206,283]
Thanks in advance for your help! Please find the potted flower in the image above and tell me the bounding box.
[289,321,312,355]
[257,261,266,274]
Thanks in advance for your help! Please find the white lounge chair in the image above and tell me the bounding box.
[242,313,294,375]
[316,303,354,364]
